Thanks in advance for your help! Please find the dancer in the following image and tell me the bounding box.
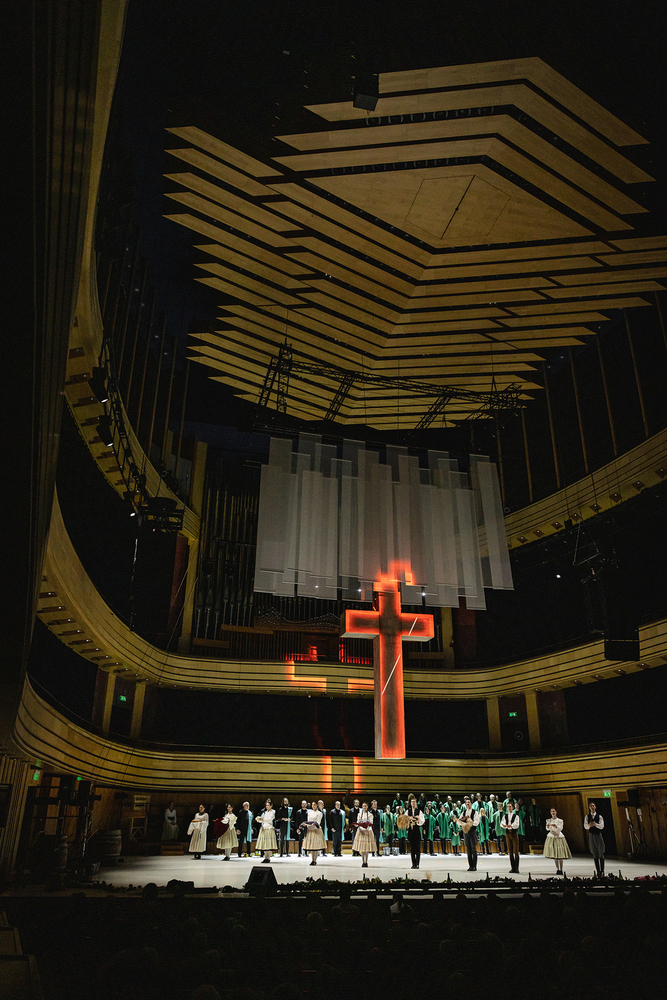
[494,800,507,855]
[501,800,521,873]
[188,804,208,860]
[216,803,238,860]
[235,801,253,858]
[302,800,326,865]
[352,801,376,868]
[584,801,606,876]
[294,800,309,856]
[396,806,409,854]
[276,797,292,857]
[257,798,277,863]
[457,796,480,872]
[543,807,572,875]
[406,794,424,870]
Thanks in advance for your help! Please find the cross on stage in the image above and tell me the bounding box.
[341,569,434,759]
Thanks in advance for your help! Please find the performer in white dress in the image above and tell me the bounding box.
[256,799,277,862]
[162,801,179,841]
[352,802,377,868]
[302,801,326,866]
[188,804,208,859]
[543,807,572,875]
[216,803,238,860]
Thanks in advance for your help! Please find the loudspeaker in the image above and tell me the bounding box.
[627,788,641,808]
[246,865,278,895]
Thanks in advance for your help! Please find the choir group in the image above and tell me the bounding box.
[171,790,602,876]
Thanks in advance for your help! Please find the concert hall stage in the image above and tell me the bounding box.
[93,851,667,891]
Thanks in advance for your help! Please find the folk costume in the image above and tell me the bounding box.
[382,807,395,853]
[188,809,208,859]
[235,805,253,857]
[405,802,425,869]
[449,808,461,854]
[216,810,238,859]
[396,808,408,854]
[422,808,436,856]
[458,802,480,871]
[494,803,507,854]
[543,814,572,874]
[257,806,277,861]
[501,808,521,873]
[436,806,449,854]
[162,805,179,841]
[352,808,377,867]
[473,797,491,854]
[584,807,606,875]
[303,807,326,865]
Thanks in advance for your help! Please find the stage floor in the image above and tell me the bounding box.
[93,851,666,890]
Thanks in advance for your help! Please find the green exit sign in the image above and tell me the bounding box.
[119,695,127,702]
[509,711,518,718]
[603,789,612,797]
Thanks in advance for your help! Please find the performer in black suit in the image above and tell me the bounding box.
[406,794,425,870]
[294,800,309,857]
[349,798,361,856]
[275,797,292,857]
[370,799,382,857]
[584,801,606,876]
[329,800,345,857]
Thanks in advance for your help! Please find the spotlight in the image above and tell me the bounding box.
[96,416,114,447]
[89,366,109,404]
[556,573,561,579]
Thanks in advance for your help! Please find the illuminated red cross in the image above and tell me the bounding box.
[341,569,434,759]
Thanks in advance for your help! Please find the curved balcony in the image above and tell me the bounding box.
[39,490,667,700]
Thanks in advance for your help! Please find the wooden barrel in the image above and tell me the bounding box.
[97,829,122,865]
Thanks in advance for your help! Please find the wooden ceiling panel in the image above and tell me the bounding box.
[303,86,652,184]
[510,297,651,315]
[278,119,644,218]
[166,58,665,429]
[167,147,276,196]
[498,312,607,327]
[554,267,667,285]
[165,192,294,248]
[168,126,283,177]
[543,282,665,298]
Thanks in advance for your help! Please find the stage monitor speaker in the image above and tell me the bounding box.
[604,637,640,661]
[627,788,641,808]
[246,865,278,895]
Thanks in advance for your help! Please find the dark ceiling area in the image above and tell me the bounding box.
[105,0,667,433]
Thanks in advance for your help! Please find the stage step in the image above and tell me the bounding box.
[161,843,186,856]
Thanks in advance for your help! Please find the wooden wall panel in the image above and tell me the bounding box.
[15,679,667,797]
